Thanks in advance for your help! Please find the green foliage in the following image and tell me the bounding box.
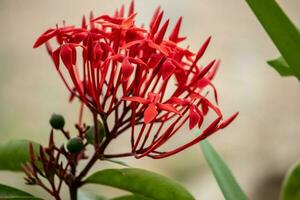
[0,139,41,171]
[85,121,106,145]
[200,140,248,200]
[78,191,108,200]
[245,0,300,80]
[111,194,152,200]
[0,183,42,199]
[268,57,294,76]
[85,168,195,200]
[280,161,300,200]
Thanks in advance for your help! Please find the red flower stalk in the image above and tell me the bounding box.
[34,1,238,159]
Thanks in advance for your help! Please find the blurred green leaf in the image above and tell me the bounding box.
[245,0,300,80]
[280,160,300,200]
[78,191,108,200]
[85,121,106,145]
[85,168,195,200]
[200,140,247,200]
[268,57,294,76]
[0,139,41,171]
[0,183,42,199]
[110,194,152,200]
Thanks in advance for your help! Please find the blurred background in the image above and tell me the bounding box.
[0,0,300,199]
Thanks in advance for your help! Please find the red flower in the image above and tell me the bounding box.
[123,92,180,123]
[34,1,238,159]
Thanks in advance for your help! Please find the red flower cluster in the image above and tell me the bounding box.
[34,2,237,159]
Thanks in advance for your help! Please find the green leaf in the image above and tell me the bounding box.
[245,0,300,80]
[85,168,195,200]
[110,194,153,200]
[280,160,300,200]
[0,140,41,171]
[78,191,108,200]
[85,120,106,145]
[0,183,42,199]
[200,140,247,200]
[268,57,294,76]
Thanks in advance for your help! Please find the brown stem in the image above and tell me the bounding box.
[69,184,78,200]
[75,137,111,182]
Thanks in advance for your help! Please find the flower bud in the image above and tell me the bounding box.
[49,114,65,130]
[85,121,105,144]
[66,137,84,153]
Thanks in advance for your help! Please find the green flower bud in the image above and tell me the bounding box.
[66,137,84,153]
[49,114,65,130]
[85,121,106,144]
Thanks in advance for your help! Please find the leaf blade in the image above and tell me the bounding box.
[280,160,300,200]
[245,0,300,79]
[267,56,294,76]
[0,140,41,171]
[110,194,153,200]
[85,168,195,200]
[0,183,42,199]
[200,140,247,200]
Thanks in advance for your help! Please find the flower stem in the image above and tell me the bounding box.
[69,184,78,200]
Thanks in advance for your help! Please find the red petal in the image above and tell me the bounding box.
[45,42,52,55]
[122,96,148,104]
[128,57,147,68]
[157,103,180,114]
[60,45,73,70]
[202,102,209,115]
[198,78,219,104]
[148,41,169,55]
[207,59,220,80]
[169,16,182,42]
[219,112,239,129]
[33,29,57,48]
[206,99,222,117]
[148,53,164,69]
[197,59,216,79]
[144,103,158,123]
[122,13,137,28]
[202,117,222,136]
[119,4,125,17]
[155,19,169,44]
[89,11,95,29]
[121,58,134,81]
[167,97,186,105]
[192,36,211,65]
[189,107,200,129]
[150,10,163,36]
[81,15,87,29]
[52,47,61,69]
[128,0,135,16]
[161,59,176,80]
[121,40,144,49]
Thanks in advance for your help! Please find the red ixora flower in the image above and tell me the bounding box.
[34,1,238,159]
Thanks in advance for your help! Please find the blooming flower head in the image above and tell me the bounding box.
[34,1,238,159]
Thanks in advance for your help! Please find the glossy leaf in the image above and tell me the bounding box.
[200,140,247,200]
[268,57,294,76]
[85,168,195,200]
[78,191,107,200]
[245,0,300,80]
[0,183,42,199]
[111,194,152,200]
[0,140,41,171]
[280,160,300,200]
